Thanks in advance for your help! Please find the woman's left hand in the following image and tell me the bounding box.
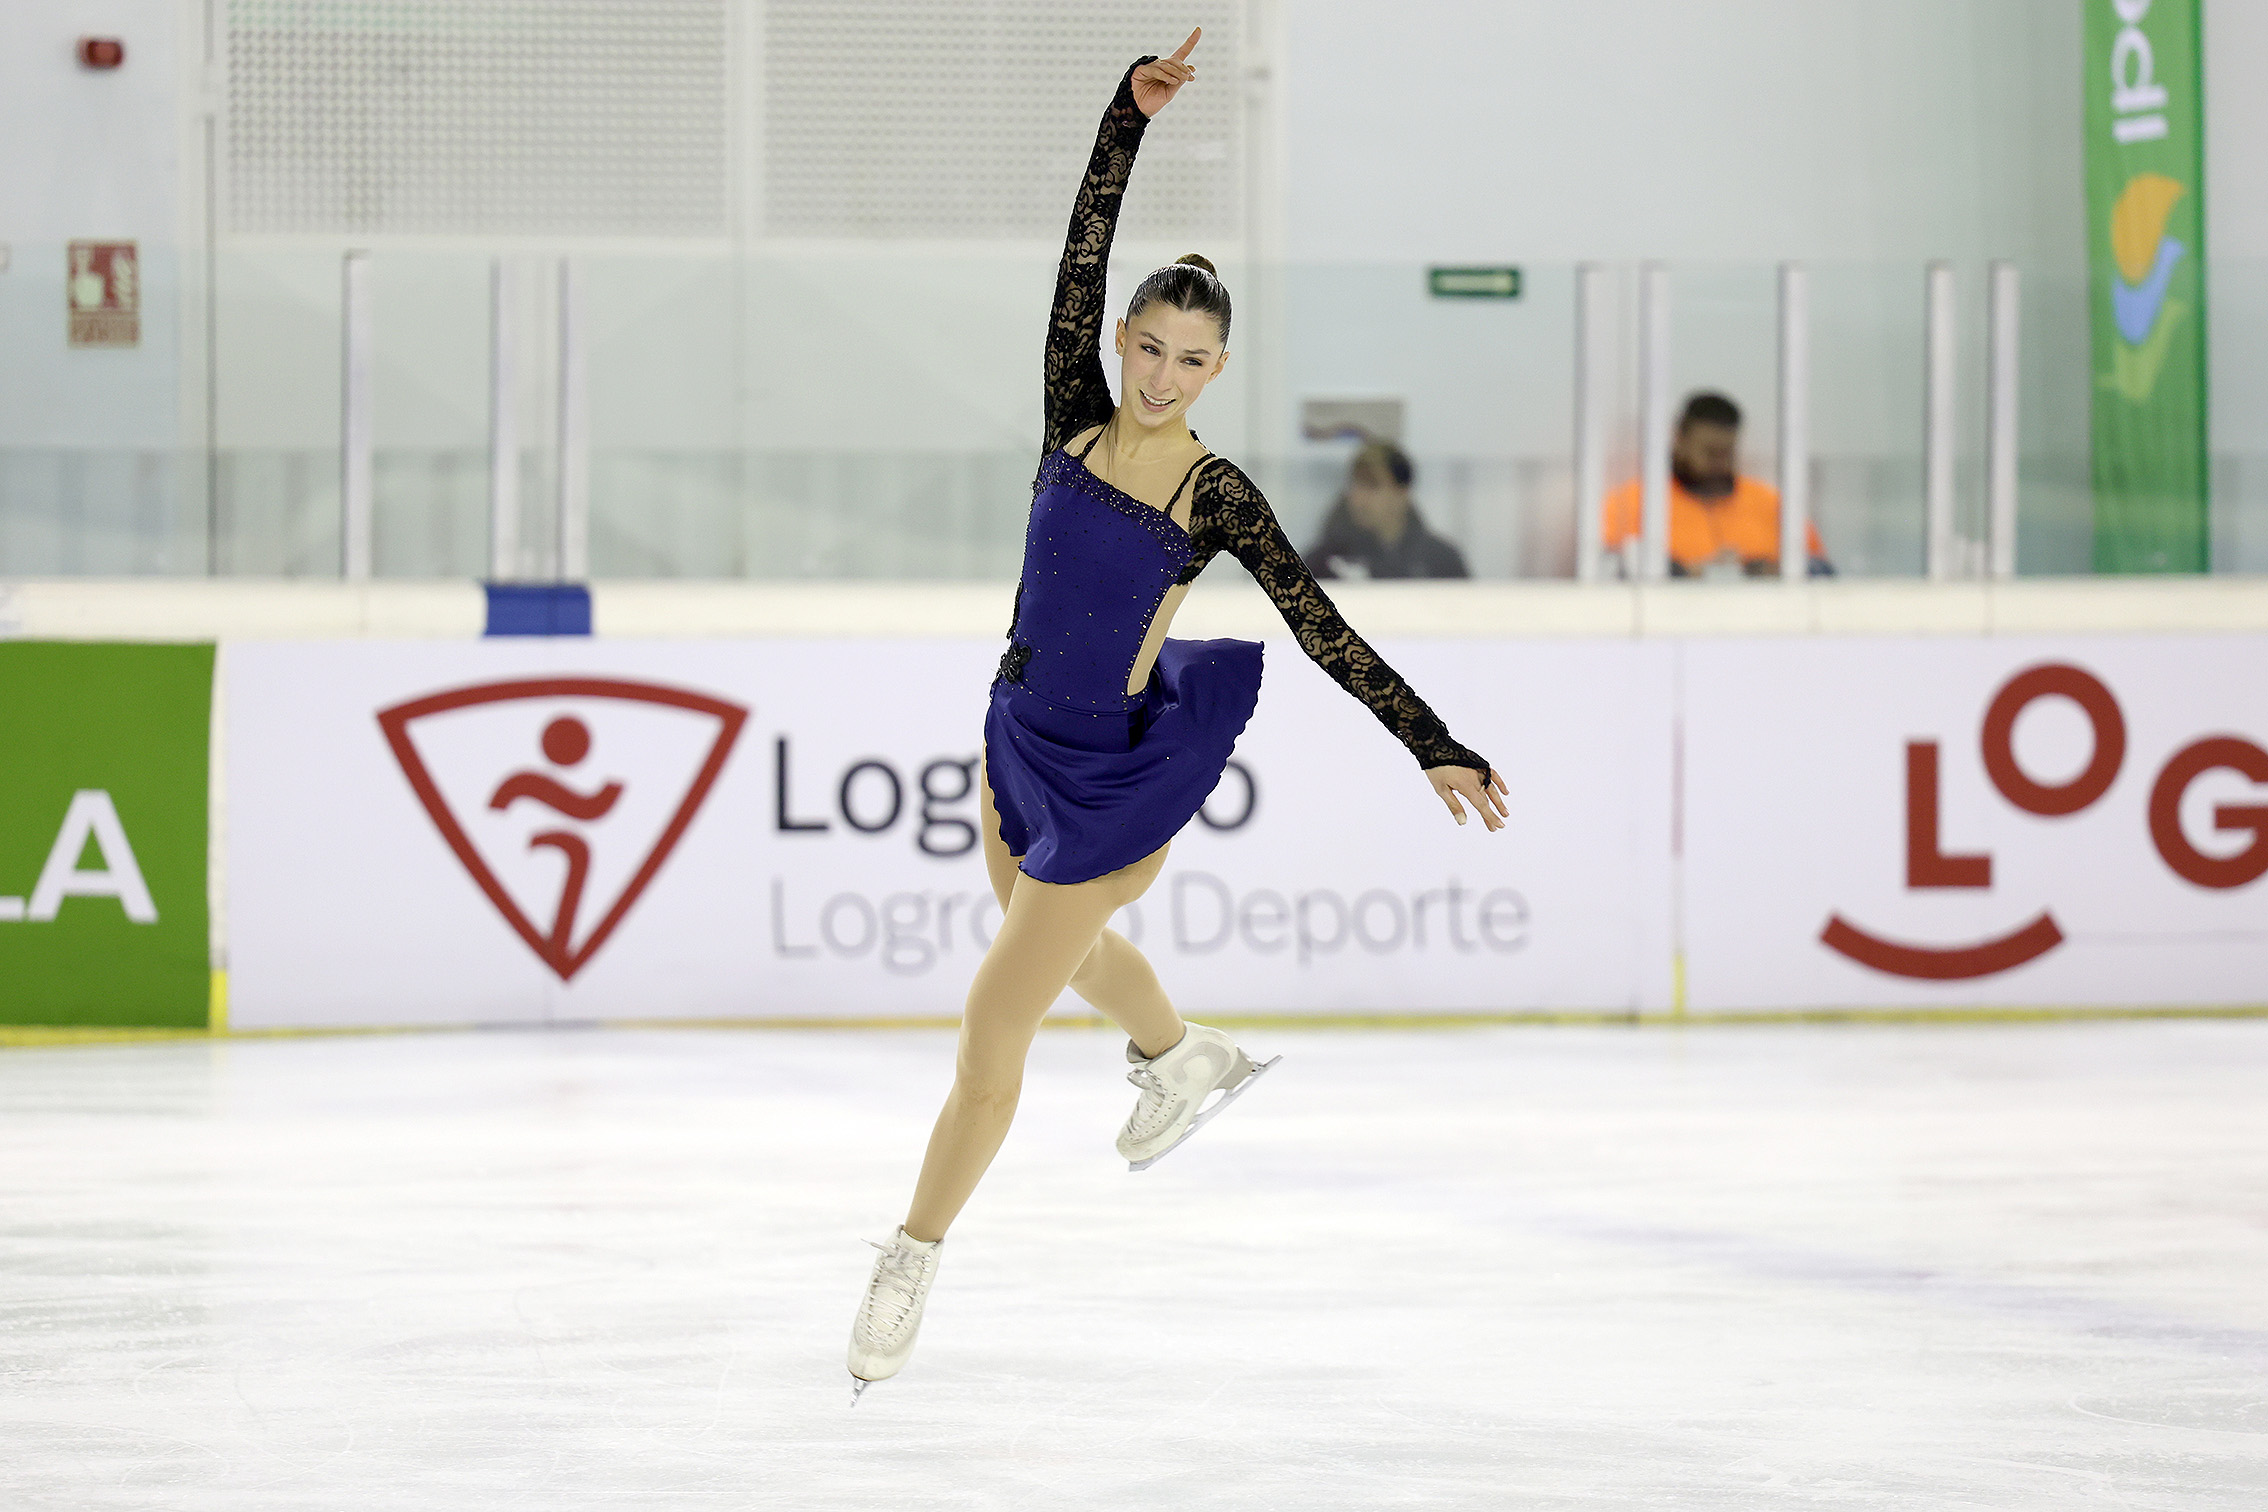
[1426,766,1510,832]
[1132,30,1200,118]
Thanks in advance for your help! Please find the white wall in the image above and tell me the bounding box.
[0,0,182,248]
[0,0,197,577]
[19,0,2247,268]
[0,0,184,452]
[2205,0,2268,262]
[1282,0,2086,265]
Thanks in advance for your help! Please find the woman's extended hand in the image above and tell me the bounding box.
[1131,29,1200,118]
[1427,766,1511,832]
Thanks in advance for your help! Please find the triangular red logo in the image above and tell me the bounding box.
[377,677,747,981]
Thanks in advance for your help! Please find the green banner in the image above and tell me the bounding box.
[0,643,213,1027]
[2085,0,2208,572]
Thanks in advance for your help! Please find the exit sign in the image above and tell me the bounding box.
[1427,266,1521,299]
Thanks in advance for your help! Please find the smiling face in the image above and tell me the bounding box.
[1113,303,1229,430]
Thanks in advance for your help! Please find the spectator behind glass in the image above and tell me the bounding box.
[1602,392,1833,578]
[1303,441,1470,580]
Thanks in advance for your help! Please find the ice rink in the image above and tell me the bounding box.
[4,1018,2267,1510]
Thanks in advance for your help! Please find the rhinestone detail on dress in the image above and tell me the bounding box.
[1038,450,1192,560]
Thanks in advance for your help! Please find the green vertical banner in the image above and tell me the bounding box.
[2085,0,2208,572]
[0,643,214,1027]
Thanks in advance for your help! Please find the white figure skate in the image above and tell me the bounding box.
[1117,1023,1281,1171]
[846,1227,942,1404]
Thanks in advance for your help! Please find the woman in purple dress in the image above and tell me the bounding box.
[848,30,1507,1399]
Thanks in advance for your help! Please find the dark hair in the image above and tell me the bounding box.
[1353,440,1413,489]
[1126,253,1231,345]
[1679,391,1742,431]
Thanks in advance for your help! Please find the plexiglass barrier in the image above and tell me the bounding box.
[1,243,2262,579]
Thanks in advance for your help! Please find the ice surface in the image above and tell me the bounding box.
[3,1020,2267,1509]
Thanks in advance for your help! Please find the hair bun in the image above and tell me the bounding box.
[1128,256,1233,342]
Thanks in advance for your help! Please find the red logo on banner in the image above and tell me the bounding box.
[1820,663,2111,981]
[1817,661,2268,980]
[377,678,747,981]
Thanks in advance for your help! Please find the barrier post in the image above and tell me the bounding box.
[340,250,372,581]
[1924,260,1958,582]
[488,257,519,581]
[1573,263,1612,582]
[1777,261,1809,582]
[556,257,588,583]
[1986,260,2020,580]
[1638,263,1671,582]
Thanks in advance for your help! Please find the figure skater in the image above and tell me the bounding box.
[848,30,1507,1399]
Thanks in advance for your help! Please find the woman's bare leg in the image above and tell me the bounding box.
[1066,930,1183,1055]
[903,848,1166,1241]
[977,762,1185,1057]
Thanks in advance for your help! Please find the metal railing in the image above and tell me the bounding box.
[2,246,2258,581]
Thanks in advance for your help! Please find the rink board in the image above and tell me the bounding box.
[220,635,2268,1028]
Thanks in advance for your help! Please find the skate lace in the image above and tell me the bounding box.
[856,1240,933,1346]
[1124,1064,1179,1141]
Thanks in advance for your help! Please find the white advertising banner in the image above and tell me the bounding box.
[1682,636,2268,1011]
[225,639,1671,1028]
[226,633,2268,1027]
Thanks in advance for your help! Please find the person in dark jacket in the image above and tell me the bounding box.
[1303,441,1470,580]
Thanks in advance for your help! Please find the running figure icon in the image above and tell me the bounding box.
[487,716,624,958]
[378,675,748,984]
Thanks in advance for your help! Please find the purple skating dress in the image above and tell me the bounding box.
[985,60,1489,886]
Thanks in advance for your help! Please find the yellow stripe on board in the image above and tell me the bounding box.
[5,1002,2268,1050]
[1123,1005,2268,1030]
[0,1026,219,1047]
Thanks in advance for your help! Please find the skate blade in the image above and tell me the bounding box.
[1127,1054,1282,1172]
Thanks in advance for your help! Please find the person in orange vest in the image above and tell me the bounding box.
[1602,392,1832,577]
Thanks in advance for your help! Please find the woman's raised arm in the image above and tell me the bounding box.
[1040,35,1202,455]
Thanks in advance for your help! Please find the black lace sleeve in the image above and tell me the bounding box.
[1041,61,1153,456]
[1186,462,1491,774]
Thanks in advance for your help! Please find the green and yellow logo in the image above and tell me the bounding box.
[2102,171,2187,403]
